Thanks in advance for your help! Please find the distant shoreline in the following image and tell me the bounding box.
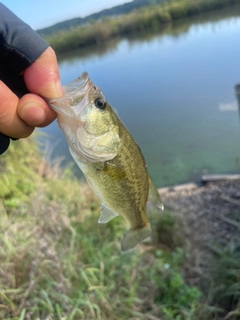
[42,0,240,54]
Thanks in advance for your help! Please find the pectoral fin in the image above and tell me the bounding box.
[121,224,152,252]
[98,203,118,223]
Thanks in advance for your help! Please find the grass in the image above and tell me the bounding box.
[0,137,201,319]
[195,241,240,320]
[1,137,240,319]
[43,0,240,54]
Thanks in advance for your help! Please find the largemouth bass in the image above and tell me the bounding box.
[47,72,163,251]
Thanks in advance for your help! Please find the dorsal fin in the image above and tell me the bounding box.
[98,203,118,224]
[147,177,164,211]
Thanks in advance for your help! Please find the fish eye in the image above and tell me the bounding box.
[95,98,106,110]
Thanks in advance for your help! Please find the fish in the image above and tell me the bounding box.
[47,72,163,252]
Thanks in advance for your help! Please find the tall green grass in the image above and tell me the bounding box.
[1,137,240,319]
[196,241,240,320]
[43,0,240,54]
[0,137,200,319]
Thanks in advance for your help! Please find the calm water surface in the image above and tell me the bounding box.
[40,5,240,187]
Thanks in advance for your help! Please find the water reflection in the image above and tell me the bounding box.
[58,38,121,64]
[41,4,240,187]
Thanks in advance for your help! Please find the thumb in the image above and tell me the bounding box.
[23,47,63,99]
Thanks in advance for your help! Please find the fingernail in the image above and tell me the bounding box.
[55,80,64,97]
[36,80,64,99]
[19,102,46,126]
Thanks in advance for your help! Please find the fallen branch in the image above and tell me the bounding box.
[220,194,240,206]
[215,213,240,229]
[202,174,240,183]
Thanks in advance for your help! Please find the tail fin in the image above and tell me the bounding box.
[121,224,152,252]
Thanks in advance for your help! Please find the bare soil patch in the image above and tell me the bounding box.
[159,180,240,288]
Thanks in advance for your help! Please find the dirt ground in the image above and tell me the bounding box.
[159,179,240,287]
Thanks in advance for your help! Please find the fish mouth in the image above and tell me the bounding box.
[46,72,92,118]
[64,72,90,96]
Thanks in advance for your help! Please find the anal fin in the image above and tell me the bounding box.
[98,203,118,224]
[121,224,152,252]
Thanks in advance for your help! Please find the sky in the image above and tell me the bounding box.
[1,0,132,30]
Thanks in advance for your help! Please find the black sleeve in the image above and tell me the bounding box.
[0,3,49,74]
[0,3,50,155]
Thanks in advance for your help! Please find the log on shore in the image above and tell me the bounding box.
[201,174,240,183]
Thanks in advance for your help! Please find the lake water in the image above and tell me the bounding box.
[40,4,240,188]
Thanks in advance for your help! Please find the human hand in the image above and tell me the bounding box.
[0,46,63,139]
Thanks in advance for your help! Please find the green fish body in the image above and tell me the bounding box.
[48,72,163,251]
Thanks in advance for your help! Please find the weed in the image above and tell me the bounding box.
[43,0,240,54]
[0,137,200,319]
